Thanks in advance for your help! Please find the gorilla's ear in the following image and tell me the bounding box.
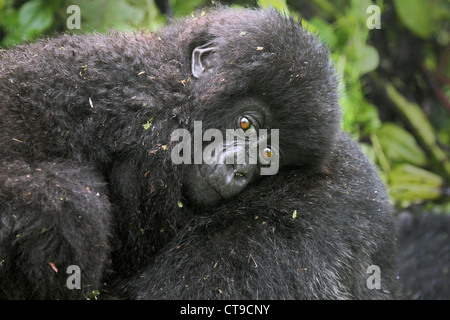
[192,43,216,78]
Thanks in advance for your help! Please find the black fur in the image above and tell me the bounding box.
[0,160,110,299]
[1,7,397,299]
[396,211,450,299]
[114,134,398,299]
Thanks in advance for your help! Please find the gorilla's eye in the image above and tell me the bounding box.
[239,116,252,131]
[262,147,272,159]
[259,146,277,167]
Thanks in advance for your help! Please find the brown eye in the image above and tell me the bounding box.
[239,117,251,130]
[262,147,272,159]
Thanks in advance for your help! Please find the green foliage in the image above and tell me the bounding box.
[0,0,173,46]
[389,164,444,206]
[385,84,450,178]
[258,0,289,15]
[302,0,450,209]
[172,0,211,17]
[69,0,165,33]
[307,0,382,136]
[18,0,54,37]
[1,0,63,46]
[376,123,427,167]
[393,0,442,39]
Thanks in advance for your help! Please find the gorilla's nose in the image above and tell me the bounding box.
[233,163,255,177]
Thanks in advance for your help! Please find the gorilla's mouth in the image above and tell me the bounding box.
[198,166,224,199]
[183,164,225,206]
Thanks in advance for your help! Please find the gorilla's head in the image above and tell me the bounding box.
[166,8,341,205]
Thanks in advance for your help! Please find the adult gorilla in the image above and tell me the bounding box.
[0,7,397,299]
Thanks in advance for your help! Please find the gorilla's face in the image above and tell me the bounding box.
[181,96,279,205]
[176,12,341,205]
[175,43,283,206]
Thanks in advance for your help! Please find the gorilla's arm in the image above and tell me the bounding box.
[0,29,191,297]
[113,133,398,299]
[0,160,110,299]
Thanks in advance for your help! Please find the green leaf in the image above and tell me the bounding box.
[102,0,145,30]
[292,210,297,219]
[358,45,379,75]
[18,0,54,39]
[389,164,444,202]
[385,84,450,177]
[143,118,153,130]
[376,122,426,166]
[393,0,436,38]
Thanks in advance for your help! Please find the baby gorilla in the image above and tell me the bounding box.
[112,8,398,299]
[0,7,397,299]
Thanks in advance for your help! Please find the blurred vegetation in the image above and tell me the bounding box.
[1,0,449,212]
